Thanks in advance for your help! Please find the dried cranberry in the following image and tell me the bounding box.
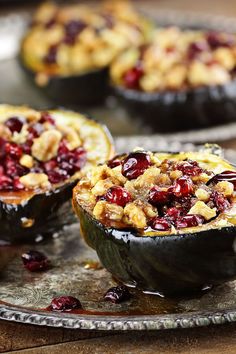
[210,191,230,212]
[43,44,58,64]
[107,155,122,169]
[176,160,203,176]
[28,123,44,139]
[149,186,170,205]
[187,41,208,60]
[5,142,22,160]
[207,32,234,49]
[0,175,12,190]
[43,159,58,172]
[104,186,132,207]
[5,157,26,177]
[104,285,131,304]
[165,207,182,221]
[39,112,55,125]
[207,170,236,189]
[47,169,68,184]
[49,296,82,312]
[21,250,49,272]
[13,178,24,190]
[64,20,87,45]
[57,147,86,175]
[168,176,194,198]
[150,216,171,231]
[5,116,25,133]
[123,65,143,89]
[175,214,205,229]
[21,141,32,154]
[122,152,151,180]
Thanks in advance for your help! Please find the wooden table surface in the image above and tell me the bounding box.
[2,0,236,353]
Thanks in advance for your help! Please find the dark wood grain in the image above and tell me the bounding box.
[4,322,236,354]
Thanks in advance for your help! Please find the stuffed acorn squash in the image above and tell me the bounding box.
[73,148,236,295]
[0,105,113,243]
[111,27,236,132]
[20,1,152,105]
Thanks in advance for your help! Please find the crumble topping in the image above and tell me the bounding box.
[75,150,236,235]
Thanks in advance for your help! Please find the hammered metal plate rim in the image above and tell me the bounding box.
[1,305,236,330]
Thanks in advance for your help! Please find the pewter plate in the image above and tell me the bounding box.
[1,7,236,331]
[2,6,236,140]
[0,144,236,331]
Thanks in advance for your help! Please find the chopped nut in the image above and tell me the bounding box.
[195,188,210,202]
[134,167,161,189]
[90,165,108,186]
[19,173,50,189]
[91,178,114,196]
[93,201,123,221]
[124,202,147,228]
[57,124,81,150]
[215,181,234,197]
[188,201,216,220]
[20,154,34,168]
[170,170,183,180]
[31,129,62,162]
[106,166,127,185]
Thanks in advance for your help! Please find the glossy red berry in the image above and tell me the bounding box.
[43,44,58,64]
[165,207,182,221]
[210,191,230,212]
[0,175,12,190]
[150,216,171,231]
[5,142,22,160]
[47,169,68,184]
[107,155,122,169]
[207,32,234,49]
[122,152,151,180]
[104,285,131,304]
[39,112,55,125]
[187,41,208,60]
[104,186,132,207]
[175,214,205,229]
[5,116,25,133]
[21,250,49,272]
[168,176,194,197]
[176,160,203,176]
[123,65,143,89]
[50,296,82,312]
[149,186,170,205]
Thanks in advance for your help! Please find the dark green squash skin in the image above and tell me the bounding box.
[77,205,236,296]
[19,56,109,106]
[113,80,236,132]
[0,180,77,244]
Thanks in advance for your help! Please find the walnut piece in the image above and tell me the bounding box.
[31,129,62,162]
[93,200,123,221]
[19,173,50,189]
[215,181,234,197]
[20,154,34,168]
[188,201,216,220]
[124,202,147,229]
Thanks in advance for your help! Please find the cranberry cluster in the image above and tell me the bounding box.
[106,152,235,232]
[122,31,236,90]
[0,113,86,191]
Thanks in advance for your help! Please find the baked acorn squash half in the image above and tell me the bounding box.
[0,105,113,244]
[20,1,152,106]
[73,148,236,296]
[111,27,236,132]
